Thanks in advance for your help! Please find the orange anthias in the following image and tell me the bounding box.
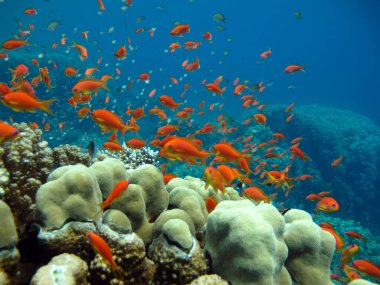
[315,197,339,213]
[86,232,119,272]
[1,91,57,116]
[243,187,277,204]
[351,260,380,279]
[99,180,129,210]
[169,24,190,36]
[0,121,19,142]
[90,109,132,136]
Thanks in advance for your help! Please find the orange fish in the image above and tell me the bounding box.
[169,42,181,53]
[125,138,146,149]
[138,73,150,82]
[204,167,225,194]
[39,67,52,89]
[103,141,123,152]
[86,232,119,273]
[24,8,38,15]
[84,68,98,76]
[156,124,178,137]
[285,113,295,123]
[284,64,305,73]
[2,39,29,50]
[205,196,218,213]
[253,114,267,125]
[1,91,57,115]
[97,0,106,11]
[233,84,247,96]
[99,180,129,210]
[0,121,19,142]
[322,227,345,250]
[345,231,366,240]
[243,187,277,203]
[285,102,295,113]
[77,107,90,118]
[331,155,344,167]
[185,57,200,71]
[114,45,127,59]
[316,197,339,213]
[289,145,309,161]
[351,260,380,279]
[64,66,79,77]
[202,32,212,40]
[340,244,359,265]
[159,95,181,109]
[169,24,190,36]
[72,42,88,61]
[9,64,29,81]
[72,78,109,94]
[90,109,132,136]
[260,48,271,58]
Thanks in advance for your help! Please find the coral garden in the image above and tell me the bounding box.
[0,121,379,285]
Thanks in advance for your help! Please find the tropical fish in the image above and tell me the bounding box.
[351,259,380,279]
[1,39,29,50]
[213,13,227,23]
[169,24,190,36]
[331,155,344,167]
[125,138,146,149]
[0,121,19,142]
[284,64,305,73]
[205,196,218,213]
[90,109,132,136]
[315,197,339,213]
[99,180,129,210]
[1,91,57,115]
[243,187,277,203]
[86,232,119,273]
[72,78,109,94]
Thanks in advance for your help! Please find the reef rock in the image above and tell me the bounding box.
[205,200,291,285]
[36,164,102,229]
[148,219,207,285]
[284,209,335,285]
[30,253,89,285]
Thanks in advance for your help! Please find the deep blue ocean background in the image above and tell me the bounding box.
[1,0,379,267]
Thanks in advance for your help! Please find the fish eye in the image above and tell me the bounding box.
[13,131,19,135]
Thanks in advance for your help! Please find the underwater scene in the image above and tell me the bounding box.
[0,0,379,284]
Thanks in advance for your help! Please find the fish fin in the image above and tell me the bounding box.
[39,98,58,116]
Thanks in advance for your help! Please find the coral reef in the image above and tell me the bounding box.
[148,221,207,285]
[36,164,102,229]
[95,146,159,170]
[0,200,19,284]
[284,209,335,285]
[264,105,380,229]
[0,123,91,238]
[190,274,229,285]
[348,280,379,285]
[30,253,89,285]
[206,200,291,285]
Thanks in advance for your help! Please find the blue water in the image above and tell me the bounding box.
[1,0,380,282]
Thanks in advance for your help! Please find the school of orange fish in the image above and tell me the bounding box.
[0,1,379,282]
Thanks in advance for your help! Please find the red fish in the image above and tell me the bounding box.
[169,24,190,36]
[284,64,305,73]
[315,197,339,213]
[0,121,19,142]
[1,91,57,115]
[202,32,212,40]
[99,180,129,210]
[2,39,29,50]
[331,155,344,167]
[86,232,119,273]
[114,45,127,59]
[205,196,218,213]
[260,48,271,58]
[351,260,380,279]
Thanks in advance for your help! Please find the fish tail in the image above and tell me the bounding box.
[98,201,107,211]
[101,77,111,91]
[39,98,58,116]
